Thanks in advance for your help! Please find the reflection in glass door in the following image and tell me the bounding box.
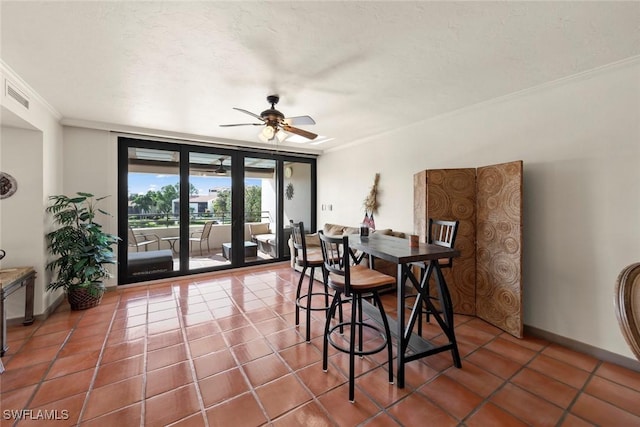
[188,153,232,271]
[244,157,280,261]
[283,161,313,236]
[126,147,180,279]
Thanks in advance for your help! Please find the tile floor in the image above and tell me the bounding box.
[1,263,640,426]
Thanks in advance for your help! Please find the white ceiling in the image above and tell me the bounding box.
[2,1,639,154]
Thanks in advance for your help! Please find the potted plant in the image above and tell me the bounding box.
[46,192,119,310]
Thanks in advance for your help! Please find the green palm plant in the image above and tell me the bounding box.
[45,192,119,307]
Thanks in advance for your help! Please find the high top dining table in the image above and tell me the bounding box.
[348,233,461,388]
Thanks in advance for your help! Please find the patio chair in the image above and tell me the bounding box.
[128,226,160,252]
[189,221,213,255]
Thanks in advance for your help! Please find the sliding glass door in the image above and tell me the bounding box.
[118,137,315,285]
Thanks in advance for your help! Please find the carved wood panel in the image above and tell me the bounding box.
[414,168,477,315]
[476,161,523,338]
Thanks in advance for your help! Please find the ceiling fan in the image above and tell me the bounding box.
[213,157,227,175]
[220,95,317,142]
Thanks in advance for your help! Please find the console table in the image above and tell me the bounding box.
[1,267,36,360]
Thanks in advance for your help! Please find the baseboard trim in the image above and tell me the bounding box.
[525,325,640,373]
[5,293,66,326]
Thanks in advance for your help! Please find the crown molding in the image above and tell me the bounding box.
[0,59,62,121]
[61,118,323,156]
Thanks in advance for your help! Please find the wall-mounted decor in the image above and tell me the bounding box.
[286,182,294,200]
[0,172,18,199]
[363,173,380,229]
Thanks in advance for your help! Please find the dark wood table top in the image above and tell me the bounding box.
[348,233,459,264]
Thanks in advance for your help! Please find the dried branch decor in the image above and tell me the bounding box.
[363,173,380,215]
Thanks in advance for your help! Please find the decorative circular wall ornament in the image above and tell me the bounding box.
[0,172,18,199]
[286,183,294,200]
[284,166,293,178]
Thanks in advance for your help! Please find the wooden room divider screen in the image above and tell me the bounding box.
[414,160,523,338]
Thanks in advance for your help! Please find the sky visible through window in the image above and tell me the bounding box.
[128,173,261,196]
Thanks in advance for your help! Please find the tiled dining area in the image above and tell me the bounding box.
[1,263,639,426]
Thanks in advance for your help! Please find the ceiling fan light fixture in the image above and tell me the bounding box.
[214,158,227,175]
[261,125,276,140]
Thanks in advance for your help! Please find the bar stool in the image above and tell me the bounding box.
[291,221,332,342]
[318,231,395,402]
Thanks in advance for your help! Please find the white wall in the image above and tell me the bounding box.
[62,127,119,287]
[1,63,64,318]
[283,162,312,227]
[317,59,640,359]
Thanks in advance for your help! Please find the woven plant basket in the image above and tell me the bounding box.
[67,286,104,310]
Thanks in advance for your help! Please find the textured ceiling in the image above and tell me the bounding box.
[1,1,639,153]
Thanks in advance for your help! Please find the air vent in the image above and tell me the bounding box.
[5,80,30,110]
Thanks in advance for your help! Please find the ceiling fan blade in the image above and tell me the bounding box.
[282,125,318,140]
[233,107,264,121]
[219,123,263,127]
[283,115,316,126]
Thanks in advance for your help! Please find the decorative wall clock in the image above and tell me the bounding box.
[0,172,17,199]
[286,183,294,200]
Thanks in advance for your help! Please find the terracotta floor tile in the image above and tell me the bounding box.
[443,360,504,398]
[528,353,591,389]
[571,392,640,425]
[192,348,237,379]
[491,383,564,426]
[419,374,484,420]
[317,383,379,425]
[583,375,640,417]
[465,347,523,379]
[222,324,261,346]
[5,344,60,370]
[511,367,579,409]
[265,328,303,351]
[398,359,439,389]
[483,336,537,365]
[558,413,597,427]
[454,323,496,347]
[465,402,529,427]
[279,342,323,371]
[387,392,458,427]
[0,361,50,392]
[147,342,188,371]
[148,329,184,351]
[253,317,289,336]
[205,392,267,427]
[595,361,640,391]
[18,330,70,352]
[147,317,181,335]
[46,350,101,380]
[357,365,408,407]
[296,361,347,396]
[542,343,599,373]
[58,334,105,358]
[0,384,37,412]
[243,353,291,387]
[255,374,312,419]
[199,367,250,407]
[146,360,194,398]
[3,264,639,427]
[145,384,202,427]
[94,355,144,388]
[361,412,400,426]
[82,375,144,421]
[100,338,145,364]
[29,368,95,408]
[80,403,142,427]
[231,337,273,364]
[71,322,111,340]
[20,392,85,427]
[272,401,335,427]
